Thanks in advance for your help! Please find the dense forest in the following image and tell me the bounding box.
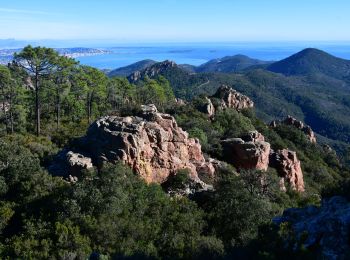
[1,46,350,259]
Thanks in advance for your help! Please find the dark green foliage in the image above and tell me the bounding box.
[0,138,223,259]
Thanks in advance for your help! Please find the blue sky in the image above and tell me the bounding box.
[0,0,349,42]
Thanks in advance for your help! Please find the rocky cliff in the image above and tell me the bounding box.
[270,149,305,192]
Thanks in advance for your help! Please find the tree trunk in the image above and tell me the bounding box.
[56,88,60,129]
[35,72,40,136]
[9,109,14,134]
[9,86,14,134]
[1,87,8,133]
[87,92,92,124]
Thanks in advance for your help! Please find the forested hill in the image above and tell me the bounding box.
[118,49,350,154]
[196,54,272,73]
[108,59,157,77]
[1,45,350,259]
[267,48,350,79]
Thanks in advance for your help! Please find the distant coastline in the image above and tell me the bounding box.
[1,41,350,69]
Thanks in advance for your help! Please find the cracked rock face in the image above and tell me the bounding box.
[221,131,271,171]
[270,149,305,192]
[77,105,216,184]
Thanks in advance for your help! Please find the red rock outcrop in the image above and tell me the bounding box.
[270,149,305,192]
[221,131,270,171]
[271,116,316,143]
[212,85,254,111]
[80,104,215,184]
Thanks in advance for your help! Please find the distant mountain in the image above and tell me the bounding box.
[137,52,350,148]
[196,55,272,73]
[267,48,350,80]
[127,60,209,96]
[108,59,157,77]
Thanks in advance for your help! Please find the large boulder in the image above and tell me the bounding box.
[71,104,216,184]
[212,85,254,111]
[274,196,350,259]
[270,149,305,192]
[221,131,270,171]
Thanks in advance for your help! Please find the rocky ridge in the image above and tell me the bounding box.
[270,115,317,143]
[128,60,177,83]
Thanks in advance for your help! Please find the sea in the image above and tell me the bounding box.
[74,42,350,70]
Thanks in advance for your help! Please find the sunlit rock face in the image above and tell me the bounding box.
[270,149,305,192]
[78,104,216,184]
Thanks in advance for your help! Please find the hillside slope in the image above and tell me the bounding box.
[108,59,157,77]
[267,48,350,80]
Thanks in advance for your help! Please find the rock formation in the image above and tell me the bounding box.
[66,151,93,175]
[270,149,305,192]
[212,85,254,111]
[270,116,317,143]
[221,131,270,171]
[198,97,215,117]
[221,131,305,192]
[274,196,350,259]
[53,104,216,188]
[197,85,254,117]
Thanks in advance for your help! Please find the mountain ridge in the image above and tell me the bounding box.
[267,48,350,79]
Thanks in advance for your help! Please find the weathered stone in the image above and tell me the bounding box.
[141,104,158,113]
[66,151,93,176]
[270,149,304,192]
[212,85,254,111]
[77,105,216,184]
[198,97,215,117]
[222,131,270,171]
[274,196,350,259]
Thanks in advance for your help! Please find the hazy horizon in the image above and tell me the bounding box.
[1,0,349,42]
